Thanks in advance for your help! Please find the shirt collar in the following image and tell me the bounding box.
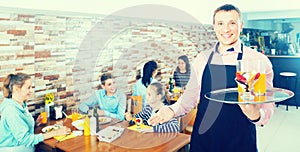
[102,89,117,98]
[214,41,242,55]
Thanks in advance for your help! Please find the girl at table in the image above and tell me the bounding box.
[173,55,191,88]
[0,73,69,152]
[125,82,179,133]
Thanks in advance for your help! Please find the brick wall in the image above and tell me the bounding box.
[0,9,217,116]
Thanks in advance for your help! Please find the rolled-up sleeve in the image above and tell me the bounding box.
[79,92,99,113]
[257,54,275,125]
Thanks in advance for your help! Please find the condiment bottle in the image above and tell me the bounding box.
[84,110,91,136]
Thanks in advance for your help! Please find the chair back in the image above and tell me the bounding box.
[131,96,143,114]
[179,107,197,132]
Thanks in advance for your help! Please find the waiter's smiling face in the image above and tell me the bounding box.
[213,10,243,47]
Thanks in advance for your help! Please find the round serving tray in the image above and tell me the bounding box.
[204,87,294,104]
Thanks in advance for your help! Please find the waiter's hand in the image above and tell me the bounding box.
[239,104,261,121]
[148,106,175,126]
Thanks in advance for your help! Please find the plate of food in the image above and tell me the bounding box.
[42,124,62,133]
[99,117,112,125]
[72,119,84,130]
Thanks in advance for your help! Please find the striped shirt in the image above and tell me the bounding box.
[173,70,191,87]
[135,105,179,132]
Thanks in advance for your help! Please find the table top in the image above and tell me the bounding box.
[204,87,294,104]
[36,117,190,152]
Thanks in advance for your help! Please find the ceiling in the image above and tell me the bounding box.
[0,0,300,24]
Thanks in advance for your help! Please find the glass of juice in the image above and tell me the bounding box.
[253,60,266,96]
[236,60,263,100]
[72,107,79,122]
[40,112,47,124]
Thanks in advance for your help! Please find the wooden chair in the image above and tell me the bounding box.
[181,107,197,135]
[130,96,143,114]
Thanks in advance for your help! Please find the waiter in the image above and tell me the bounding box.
[148,4,274,152]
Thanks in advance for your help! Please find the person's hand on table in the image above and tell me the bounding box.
[148,106,175,126]
[88,108,104,116]
[124,112,132,121]
[239,104,261,121]
[43,126,71,140]
[54,126,71,137]
[97,109,105,116]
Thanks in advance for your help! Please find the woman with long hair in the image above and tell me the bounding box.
[132,60,158,108]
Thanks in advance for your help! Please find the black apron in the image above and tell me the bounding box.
[190,46,257,152]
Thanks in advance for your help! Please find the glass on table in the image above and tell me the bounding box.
[40,111,47,124]
[135,118,143,130]
[71,106,79,122]
[172,87,181,101]
[236,60,266,101]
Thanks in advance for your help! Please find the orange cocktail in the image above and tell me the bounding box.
[254,73,266,95]
[40,112,47,124]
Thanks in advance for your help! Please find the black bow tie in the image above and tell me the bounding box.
[227,48,234,52]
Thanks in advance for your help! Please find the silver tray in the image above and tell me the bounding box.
[204,88,294,104]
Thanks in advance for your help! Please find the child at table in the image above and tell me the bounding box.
[125,82,179,133]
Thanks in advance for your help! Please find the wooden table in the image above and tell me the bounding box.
[35,117,190,152]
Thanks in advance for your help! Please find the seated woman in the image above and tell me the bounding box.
[132,60,158,108]
[125,82,179,133]
[0,73,69,151]
[79,73,126,120]
[173,55,191,88]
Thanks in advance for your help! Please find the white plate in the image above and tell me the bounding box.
[72,119,84,130]
[98,117,112,125]
[42,125,62,133]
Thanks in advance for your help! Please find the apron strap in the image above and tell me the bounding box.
[208,43,244,64]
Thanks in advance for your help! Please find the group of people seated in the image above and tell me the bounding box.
[0,54,191,151]
[79,55,191,133]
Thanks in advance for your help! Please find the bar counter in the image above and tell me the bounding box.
[267,55,300,107]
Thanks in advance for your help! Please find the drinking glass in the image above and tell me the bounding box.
[253,60,266,96]
[236,60,264,100]
[135,118,142,130]
[40,112,47,124]
[72,106,79,122]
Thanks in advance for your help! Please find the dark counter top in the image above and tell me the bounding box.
[267,54,300,58]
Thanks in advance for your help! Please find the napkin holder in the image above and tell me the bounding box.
[50,104,66,120]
